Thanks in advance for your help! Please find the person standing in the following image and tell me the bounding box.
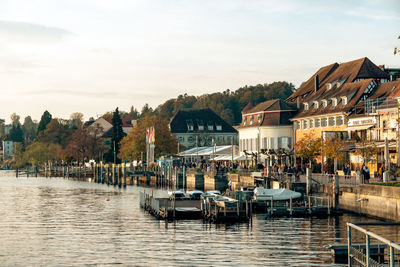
[364,166,370,183]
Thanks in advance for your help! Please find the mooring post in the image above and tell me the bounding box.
[271,196,274,216]
[16,168,18,178]
[347,224,352,267]
[306,167,312,195]
[333,174,339,210]
[366,234,370,267]
[183,166,186,191]
[237,201,240,217]
[290,196,293,216]
[123,164,127,187]
[112,164,115,186]
[327,195,331,215]
[245,200,248,218]
[118,165,122,188]
[308,195,312,214]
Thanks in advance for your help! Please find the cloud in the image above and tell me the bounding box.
[0,20,72,44]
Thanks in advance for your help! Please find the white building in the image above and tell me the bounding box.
[238,99,297,166]
[2,139,13,161]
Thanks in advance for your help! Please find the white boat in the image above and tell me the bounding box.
[213,195,238,208]
[253,188,302,201]
[168,190,186,200]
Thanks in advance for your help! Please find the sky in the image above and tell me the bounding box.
[0,0,399,123]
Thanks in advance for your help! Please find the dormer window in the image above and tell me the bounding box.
[341,96,347,106]
[332,98,337,108]
[322,100,328,108]
[196,119,204,131]
[304,103,309,111]
[313,101,319,109]
[250,116,254,125]
[216,124,222,131]
[326,83,332,90]
[207,121,214,130]
[186,120,194,131]
[257,114,262,122]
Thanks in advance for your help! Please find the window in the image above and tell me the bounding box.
[315,118,321,127]
[322,100,328,108]
[188,136,193,142]
[303,120,308,129]
[328,117,335,126]
[383,120,387,132]
[178,136,184,142]
[309,119,314,128]
[258,114,262,122]
[207,121,214,131]
[295,121,301,130]
[313,101,319,109]
[336,116,344,126]
[196,120,204,131]
[321,118,327,127]
[216,124,222,131]
[186,120,194,131]
[249,116,254,125]
[304,103,309,111]
[243,118,246,126]
[270,137,275,149]
[227,136,231,142]
[332,98,337,108]
[341,96,347,106]
[277,137,282,148]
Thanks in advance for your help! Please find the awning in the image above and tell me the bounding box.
[345,125,373,131]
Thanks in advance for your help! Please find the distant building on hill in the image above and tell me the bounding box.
[169,108,238,149]
[86,117,137,138]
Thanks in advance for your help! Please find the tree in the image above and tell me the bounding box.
[10,113,20,126]
[69,112,84,129]
[119,114,178,161]
[9,124,24,143]
[37,119,74,147]
[354,140,377,164]
[62,127,106,162]
[22,116,37,142]
[294,133,321,169]
[323,137,346,172]
[37,110,52,133]
[104,108,124,163]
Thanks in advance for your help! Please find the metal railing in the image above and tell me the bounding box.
[348,222,400,267]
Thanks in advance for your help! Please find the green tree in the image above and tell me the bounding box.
[104,108,125,163]
[9,124,24,143]
[37,110,52,133]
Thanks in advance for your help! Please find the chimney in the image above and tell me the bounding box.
[297,97,300,109]
[314,75,319,93]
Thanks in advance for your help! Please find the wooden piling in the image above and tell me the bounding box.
[308,196,312,214]
[290,196,293,216]
[123,164,126,187]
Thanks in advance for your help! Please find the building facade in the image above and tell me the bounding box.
[169,108,238,149]
[238,99,297,166]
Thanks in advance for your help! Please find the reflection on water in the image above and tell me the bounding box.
[0,173,394,266]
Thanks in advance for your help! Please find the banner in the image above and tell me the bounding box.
[146,126,155,144]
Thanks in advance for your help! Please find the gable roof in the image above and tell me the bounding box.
[239,99,297,128]
[288,57,389,103]
[245,99,297,114]
[292,79,375,119]
[170,108,237,134]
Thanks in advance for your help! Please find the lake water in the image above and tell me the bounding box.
[0,171,396,266]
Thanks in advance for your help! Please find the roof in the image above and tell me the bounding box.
[369,80,400,99]
[104,117,133,128]
[288,57,389,102]
[245,99,297,114]
[239,99,297,128]
[170,108,237,134]
[292,79,374,119]
[241,102,253,114]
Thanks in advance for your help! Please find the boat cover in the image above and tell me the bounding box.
[253,188,302,201]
